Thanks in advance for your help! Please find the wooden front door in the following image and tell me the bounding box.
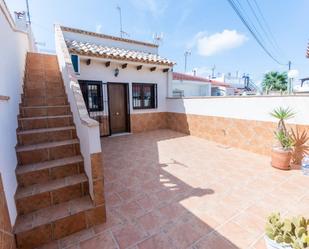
[108,83,129,134]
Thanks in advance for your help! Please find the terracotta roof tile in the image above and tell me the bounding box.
[65,40,174,66]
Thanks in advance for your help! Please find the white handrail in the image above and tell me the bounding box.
[55,24,102,200]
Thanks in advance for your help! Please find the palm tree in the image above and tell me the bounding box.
[262,71,288,92]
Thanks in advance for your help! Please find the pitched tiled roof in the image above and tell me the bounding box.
[65,40,174,66]
[173,72,230,87]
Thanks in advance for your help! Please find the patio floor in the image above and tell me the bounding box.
[46,129,309,249]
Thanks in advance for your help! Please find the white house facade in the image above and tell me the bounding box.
[61,26,174,136]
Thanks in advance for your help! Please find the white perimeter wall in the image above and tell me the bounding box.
[167,96,309,125]
[0,0,31,224]
[78,57,170,114]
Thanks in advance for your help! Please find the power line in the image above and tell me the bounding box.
[245,0,281,58]
[251,0,284,56]
[232,0,268,49]
[227,0,287,66]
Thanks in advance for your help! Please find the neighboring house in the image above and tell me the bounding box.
[61,26,174,136]
[172,72,232,97]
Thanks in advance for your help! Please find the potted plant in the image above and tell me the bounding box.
[265,213,309,249]
[290,128,309,170]
[270,107,295,170]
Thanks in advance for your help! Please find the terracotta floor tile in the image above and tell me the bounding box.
[137,211,163,235]
[250,237,267,249]
[217,221,258,248]
[232,211,265,237]
[117,201,145,221]
[112,223,146,249]
[80,231,118,249]
[46,129,307,249]
[135,194,158,211]
[59,228,94,248]
[194,232,239,249]
[165,219,203,249]
[137,233,176,249]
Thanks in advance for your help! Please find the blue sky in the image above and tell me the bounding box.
[6,0,309,83]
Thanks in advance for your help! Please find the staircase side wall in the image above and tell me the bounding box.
[0,0,33,226]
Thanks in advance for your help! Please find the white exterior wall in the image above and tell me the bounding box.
[167,96,309,125]
[173,80,211,97]
[0,0,32,224]
[78,57,170,114]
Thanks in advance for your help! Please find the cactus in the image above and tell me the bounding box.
[265,213,309,248]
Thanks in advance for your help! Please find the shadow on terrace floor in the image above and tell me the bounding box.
[40,129,309,248]
[96,129,240,249]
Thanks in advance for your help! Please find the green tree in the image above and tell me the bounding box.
[262,71,288,92]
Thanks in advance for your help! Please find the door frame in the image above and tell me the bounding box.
[107,82,131,135]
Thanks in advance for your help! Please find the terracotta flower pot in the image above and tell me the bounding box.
[271,147,292,170]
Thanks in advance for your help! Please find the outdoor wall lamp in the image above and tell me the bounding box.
[114,67,119,77]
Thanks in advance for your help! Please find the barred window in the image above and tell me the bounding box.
[132,83,157,109]
[78,81,103,112]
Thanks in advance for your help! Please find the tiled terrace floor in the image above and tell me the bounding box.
[43,129,309,249]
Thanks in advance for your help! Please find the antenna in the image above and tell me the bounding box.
[25,0,31,24]
[184,50,191,73]
[116,5,129,38]
[152,32,163,45]
[211,64,216,78]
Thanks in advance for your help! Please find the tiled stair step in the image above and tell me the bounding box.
[25,74,62,83]
[18,114,73,130]
[21,96,68,107]
[15,173,88,215]
[16,156,84,187]
[20,105,71,118]
[16,139,80,165]
[24,80,64,89]
[17,126,76,145]
[23,89,65,98]
[14,196,99,249]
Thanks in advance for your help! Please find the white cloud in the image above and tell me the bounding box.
[96,24,102,33]
[193,30,248,56]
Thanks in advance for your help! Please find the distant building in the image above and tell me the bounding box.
[172,72,233,97]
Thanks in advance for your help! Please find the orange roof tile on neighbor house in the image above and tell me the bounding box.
[173,72,230,87]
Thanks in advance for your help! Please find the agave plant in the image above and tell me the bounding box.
[270,107,296,149]
[291,128,309,165]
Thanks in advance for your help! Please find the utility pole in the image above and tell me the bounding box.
[211,65,216,78]
[184,50,191,73]
[288,60,292,94]
[116,6,123,38]
[25,0,31,24]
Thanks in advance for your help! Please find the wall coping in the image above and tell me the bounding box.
[55,24,98,128]
[167,94,309,100]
